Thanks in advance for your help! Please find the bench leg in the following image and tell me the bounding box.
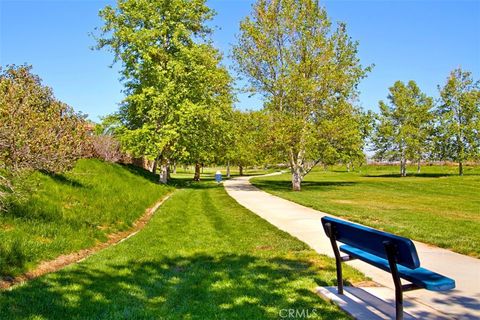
[394,281,404,320]
[335,251,344,295]
[325,223,343,294]
[384,241,403,320]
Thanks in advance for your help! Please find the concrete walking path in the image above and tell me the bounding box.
[224,175,480,319]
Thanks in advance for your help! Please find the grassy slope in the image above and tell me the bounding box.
[0,178,364,320]
[252,165,480,257]
[0,159,172,276]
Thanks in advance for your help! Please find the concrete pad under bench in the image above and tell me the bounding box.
[316,286,450,320]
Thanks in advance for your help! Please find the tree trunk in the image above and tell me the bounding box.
[417,159,421,174]
[152,160,158,175]
[226,161,231,178]
[159,163,168,184]
[291,165,302,191]
[239,165,243,176]
[399,144,407,177]
[400,159,407,177]
[193,163,201,181]
[166,159,171,180]
[152,154,161,177]
[346,163,350,172]
[173,161,177,174]
[457,134,464,176]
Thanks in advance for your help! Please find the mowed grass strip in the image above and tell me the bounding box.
[0,179,364,320]
[252,165,480,257]
[0,159,173,276]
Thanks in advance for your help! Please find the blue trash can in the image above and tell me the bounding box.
[215,171,222,183]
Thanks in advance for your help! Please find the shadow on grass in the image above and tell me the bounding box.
[122,164,220,190]
[3,199,63,224]
[170,179,220,190]
[40,171,85,188]
[364,173,456,178]
[228,171,280,177]
[0,239,27,277]
[122,164,159,183]
[252,180,357,192]
[0,253,345,320]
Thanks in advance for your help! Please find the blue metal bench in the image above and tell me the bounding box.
[321,216,455,320]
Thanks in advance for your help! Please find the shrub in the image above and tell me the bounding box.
[91,134,123,163]
[0,65,89,173]
[0,65,89,208]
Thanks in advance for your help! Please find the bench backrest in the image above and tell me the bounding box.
[321,216,420,269]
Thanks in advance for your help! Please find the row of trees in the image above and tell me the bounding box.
[94,0,478,191]
[0,65,89,208]
[94,0,372,190]
[372,70,480,176]
[231,68,480,179]
[0,0,476,204]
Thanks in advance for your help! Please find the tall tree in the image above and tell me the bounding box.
[436,68,480,175]
[94,0,232,183]
[372,80,433,176]
[333,106,373,172]
[227,109,268,176]
[233,0,370,191]
[176,90,233,181]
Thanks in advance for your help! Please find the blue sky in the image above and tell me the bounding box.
[1,0,479,121]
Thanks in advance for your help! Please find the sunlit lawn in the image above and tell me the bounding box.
[0,159,172,276]
[0,176,364,319]
[251,165,480,257]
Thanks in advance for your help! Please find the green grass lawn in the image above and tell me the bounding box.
[0,177,364,320]
[251,165,480,257]
[0,159,172,276]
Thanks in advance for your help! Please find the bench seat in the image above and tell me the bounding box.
[340,244,455,291]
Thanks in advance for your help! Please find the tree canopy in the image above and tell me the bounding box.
[226,109,269,175]
[436,68,480,175]
[95,0,233,182]
[372,80,434,176]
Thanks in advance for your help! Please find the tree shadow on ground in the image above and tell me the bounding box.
[364,169,480,178]
[252,180,357,192]
[122,164,159,183]
[169,177,220,190]
[40,171,85,188]
[122,164,220,190]
[0,253,348,320]
[3,198,64,223]
[227,171,281,177]
[364,173,454,178]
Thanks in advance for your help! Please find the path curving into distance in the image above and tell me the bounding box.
[224,174,480,319]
